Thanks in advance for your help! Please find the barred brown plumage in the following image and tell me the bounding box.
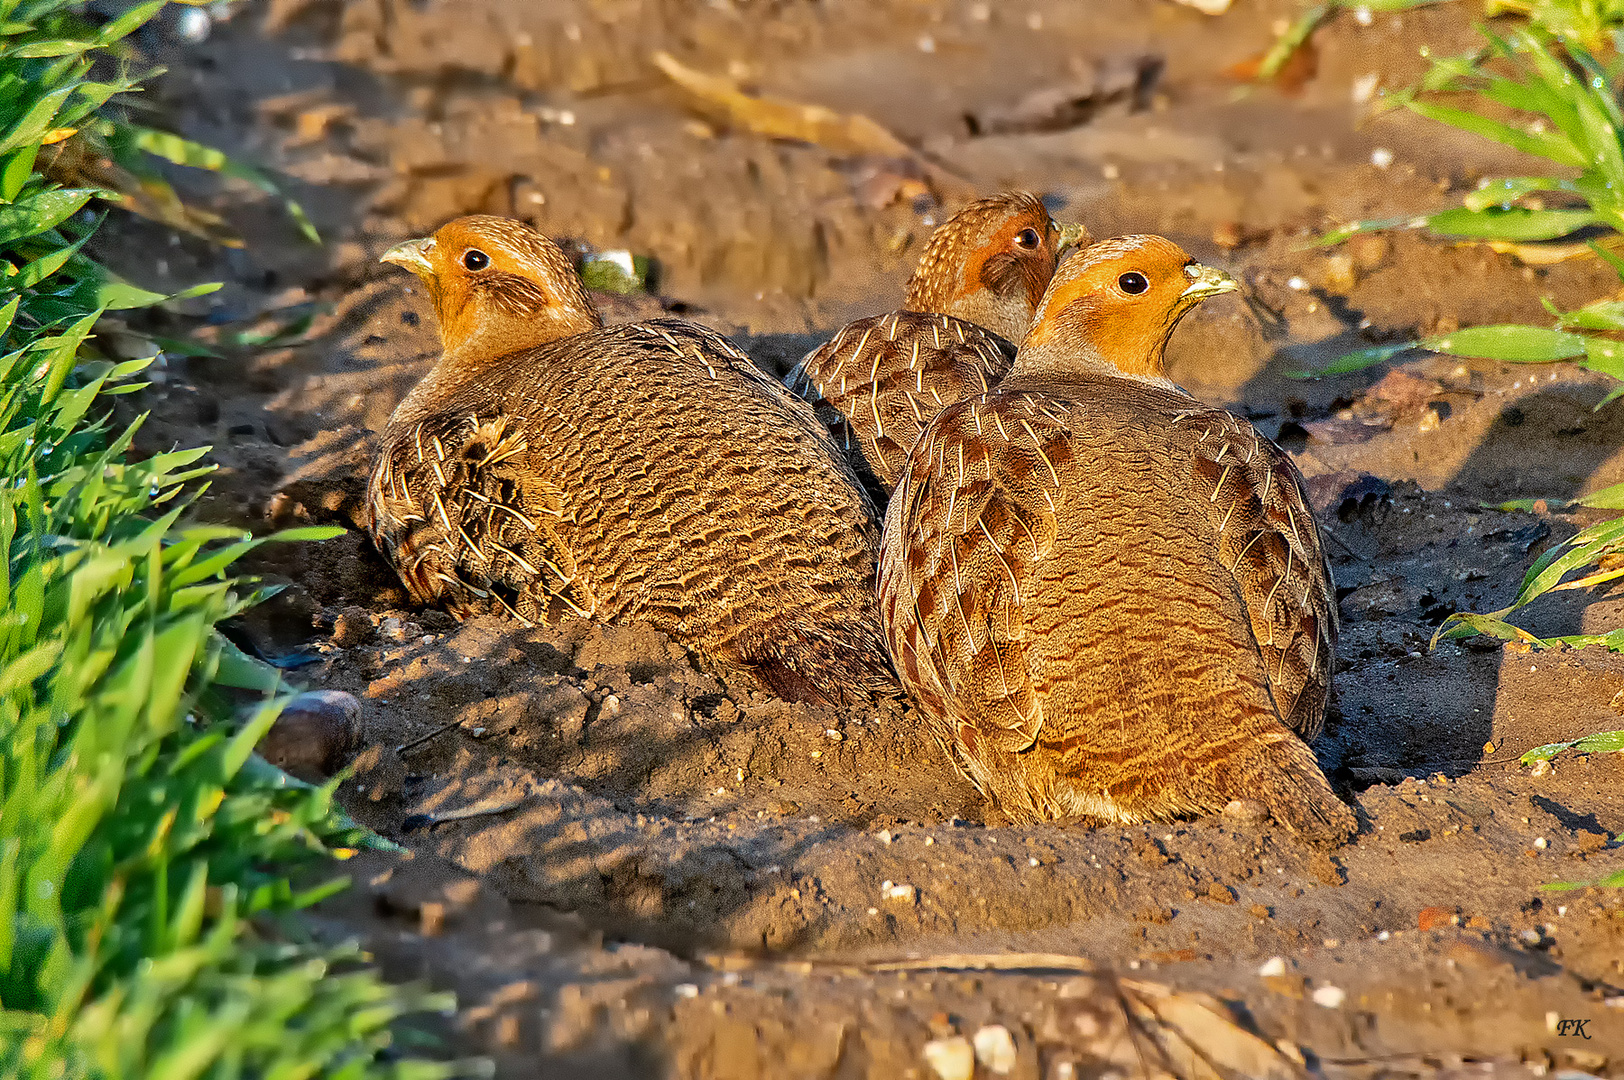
[787,192,1088,495]
[368,215,896,706]
[878,235,1354,845]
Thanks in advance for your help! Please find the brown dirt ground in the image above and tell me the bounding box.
[89,0,1624,1075]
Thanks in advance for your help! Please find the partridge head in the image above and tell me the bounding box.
[905,190,1089,343]
[381,215,601,369]
[1014,233,1237,383]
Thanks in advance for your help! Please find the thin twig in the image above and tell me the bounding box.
[396,718,460,755]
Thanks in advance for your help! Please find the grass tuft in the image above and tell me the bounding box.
[0,1,465,1074]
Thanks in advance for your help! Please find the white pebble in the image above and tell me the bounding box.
[1101,162,1121,180]
[877,829,894,845]
[174,6,211,42]
[1351,72,1379,104]
[1377,930,1391,941]
[1534,837,1548,849]
[602,694,621,717]
[1028,856,1040,867]
[1258,956,1287,977]
[883,881,917,902]
[1354,6,1373,25]
[1371,147,1395,169]
[675,983,700,999]
[1287,276,1309,291]
[1311,985,1346,1009]
[923,1035,976,1080]
[973,1024,1018,1075]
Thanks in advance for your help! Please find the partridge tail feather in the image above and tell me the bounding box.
[734,617,898,708]
[1231,736,1357,848]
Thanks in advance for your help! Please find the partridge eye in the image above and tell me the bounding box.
[1118,271,1149,295]
[1015,228,1041,250]
[462,248,490,271]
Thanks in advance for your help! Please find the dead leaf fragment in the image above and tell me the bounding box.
[652,51,913,158]
[1121,980,1307,1080]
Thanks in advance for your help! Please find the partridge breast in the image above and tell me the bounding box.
[879,375,1350,843]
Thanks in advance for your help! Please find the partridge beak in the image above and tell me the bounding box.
[1180,262,1239,301]
[1056,220,1091,252]
[381,237,436,277]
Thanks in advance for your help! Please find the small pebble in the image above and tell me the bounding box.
[973,1024,1018,1075]
[1312,985,1346,1009]
[1222,798,1269,824]
[1533,836,1547,850]
[923,1035,976,1080]
[1287,276,1309,291]
[256,690,361,777]
[1258,956,1287,977]
[1371,147,1395,168]
[330,605,375,647]
[174,5,211,41]
[674,984,700,999]
[379,616,408,643]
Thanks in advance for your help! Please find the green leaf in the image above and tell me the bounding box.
[1406,98,1589,167]
[1459,176,1570,212]
[0,82,74,156]
[1555,298,1624,331]
[1290,340,1416,378]
[1420,324,1589,362]
[1423,205,1602,242]
[0,185,93,246]
[1576,481,1624,510]
[1519,728,1624,766]
[94,0,166,45]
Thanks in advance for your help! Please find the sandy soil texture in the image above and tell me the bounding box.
[88,0,1624,1075]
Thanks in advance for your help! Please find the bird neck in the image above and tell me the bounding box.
[904,258,1033,344]
[390,303,599,428]
[1011,319,1172,387]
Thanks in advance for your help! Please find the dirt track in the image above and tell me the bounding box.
[92,0,1624,1074]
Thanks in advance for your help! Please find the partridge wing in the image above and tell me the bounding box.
[1177,409,1336,738]
[368,410,593,624]
[881,394,1067,760]
[792,313,1015,491]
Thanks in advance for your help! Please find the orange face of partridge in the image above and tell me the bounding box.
[1017,234,1237,380]
[903,192,1089,344]
[381,215,601,364]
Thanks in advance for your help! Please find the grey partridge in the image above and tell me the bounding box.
[877,235,1354,845]
[788,192,1087,494]
[367,215,894,706]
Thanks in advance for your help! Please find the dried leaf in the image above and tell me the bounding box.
[1120,980,1307,1080]
[652,51,914,158]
